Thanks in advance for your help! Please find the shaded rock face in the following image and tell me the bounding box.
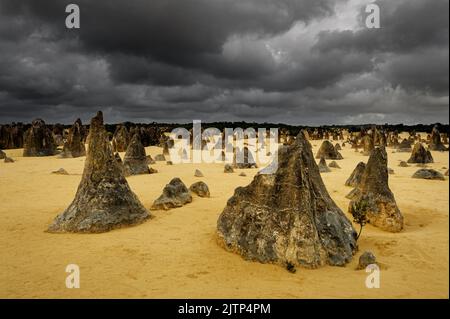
[362,135,374,156]
[61,119,86,158]
[412,169,445,180]
[348,147,403,233]
[399,161,409,167]
[217,132,356,269]
[429,126,448,151]
[396,138,412,152]
[407,143,434,164]
[0,124,24,149]
[345,162,366,187]
[224,164,234,173]
[189,181,210,197]
[335,143,341,151]
[315,140,343,160]
[0,150,5,159]
[23,119,57,157]
[112,125,130,152]
[318,157,331,173]
[47,112,150,233]
[194,169,204,177]
[4,156,14,163]
[114,152,123,165]
[123,134,150,176]
[329,161,341,169]
[357,251,377,270]
[151,178,192,210]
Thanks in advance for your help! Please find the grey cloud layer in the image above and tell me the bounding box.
[0,0,448,124]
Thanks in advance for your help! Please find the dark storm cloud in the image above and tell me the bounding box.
[0,0,448,124]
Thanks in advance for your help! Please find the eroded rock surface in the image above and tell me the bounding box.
[217,131,356,269]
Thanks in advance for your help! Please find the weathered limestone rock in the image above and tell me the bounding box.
[356,251,377,270]
[112,125,130,152]
[399,161,409,167]
[114,152,123,165]
[23,119,57,157]
[194,169,204,177]
[60,119,86,158]
[4,156,14,163]
[217,131,356,269]
[348,147,403,233]
[316,140,343,160]
[52,168,69,175]
[318,157,331,173]
[429,126,448,151]
[189,181,210,198]
[361,135,374,156]
[123,134,150,176]
[151,178,192,210]
[224,164,234,173]
[335,143,342,151]
[345,162,366,187]
[47,111,150,233]
[396,138,412,152]
[412,169,445,181]
[407,143,434,164]
[329,161,341,169]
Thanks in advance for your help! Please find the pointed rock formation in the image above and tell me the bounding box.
[217,131,356,269]
[348,147,403,233]
[23,119,57,157]
[361,135,374,156]
[112,125,130,152]
[345,162,366,187]
[60,119,86,158]
[407,143,434,164]
[329,161,341,169]
[315,140,343,160]
[47,112,150,233]
[194,169,204,177]
[151,178,192,210]
[123,134,150,176]
[429,126,448,151]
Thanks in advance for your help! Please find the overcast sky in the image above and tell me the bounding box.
[0,0,448,125]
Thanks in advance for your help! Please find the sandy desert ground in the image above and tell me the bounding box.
[0,134,448,299]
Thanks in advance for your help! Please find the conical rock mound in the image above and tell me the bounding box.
[407,143,434,164]
[60,118,86,158]
[123,134,150,176]
[47,112,150,233]
[315,140,343,160]
[348,147,403,233]
[345,162,366,187]
[217,131,356,269]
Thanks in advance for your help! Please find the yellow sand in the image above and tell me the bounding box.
[0,135,448,299]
